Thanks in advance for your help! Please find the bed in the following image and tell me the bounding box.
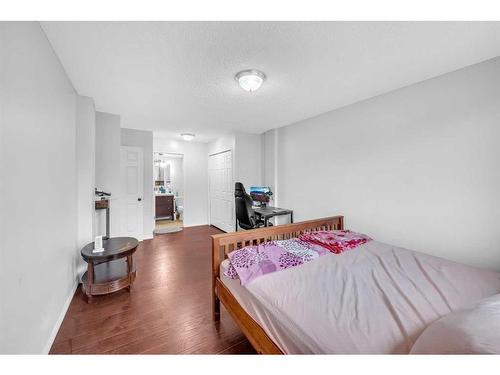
[211,216,500,354]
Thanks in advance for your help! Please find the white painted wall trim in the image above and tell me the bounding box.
[42,280,78,354]
[208,148,232,157]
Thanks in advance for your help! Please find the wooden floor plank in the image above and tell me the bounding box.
[50,225,256,355]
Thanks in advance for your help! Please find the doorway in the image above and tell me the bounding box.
[153,152,184,234]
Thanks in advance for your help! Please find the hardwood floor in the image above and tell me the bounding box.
[50,225,256,354]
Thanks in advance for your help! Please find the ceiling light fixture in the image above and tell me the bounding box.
[181,133,195,141]
[235,69,266,92]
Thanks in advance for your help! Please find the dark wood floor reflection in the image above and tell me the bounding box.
[50,225,256,354]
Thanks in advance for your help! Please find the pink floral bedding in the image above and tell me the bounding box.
[298,230,372,254]
[225,230,371,285]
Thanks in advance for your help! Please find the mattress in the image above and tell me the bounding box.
[220,240,500,354]
[221,260,302,353]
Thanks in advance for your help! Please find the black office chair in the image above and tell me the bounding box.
[234,182,270,230]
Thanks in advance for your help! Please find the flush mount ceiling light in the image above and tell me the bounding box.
[235,69,266,92]
[181,133,195,141]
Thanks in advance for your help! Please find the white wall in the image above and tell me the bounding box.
[95,121,154,239]
[121,128,154,239]
[0,23,6,350]
[263,128,279,207]
[76,96,96,276]
[154,137,209,227]
[95,111,121,237]
[208,132,264,189]
[234,132,263,188]
[0,22,79,353]
[208,134,235,156]
[267,57,500,270]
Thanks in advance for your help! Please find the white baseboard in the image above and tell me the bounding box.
[183,222,209,228]
[143,233,153,240]
[42,280,78,354]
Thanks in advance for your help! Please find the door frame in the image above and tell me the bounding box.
[120,146,144,241]
[153,152,184,223]
[208,149,234,232]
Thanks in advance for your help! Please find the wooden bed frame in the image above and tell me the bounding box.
[211,216,344,354]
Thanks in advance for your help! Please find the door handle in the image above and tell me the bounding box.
[138,198,142,202]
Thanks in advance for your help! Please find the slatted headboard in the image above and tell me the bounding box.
[211,216,344,317]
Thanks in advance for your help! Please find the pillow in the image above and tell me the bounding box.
[410,294,500,354]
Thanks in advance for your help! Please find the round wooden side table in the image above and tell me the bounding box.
[80,237,139,303]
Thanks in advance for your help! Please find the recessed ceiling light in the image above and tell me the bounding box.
[235,69,266,92]
[181,133,195,141]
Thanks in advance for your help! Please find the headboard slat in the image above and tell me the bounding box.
[212,216,344,264]
[211,216,344,320]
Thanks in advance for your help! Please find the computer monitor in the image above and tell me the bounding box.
[250,186,272,205]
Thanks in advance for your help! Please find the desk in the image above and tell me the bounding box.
[253,206,293,227]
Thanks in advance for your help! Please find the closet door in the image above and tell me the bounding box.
[209,150,234,232]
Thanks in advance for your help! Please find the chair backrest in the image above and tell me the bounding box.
[234,182,257,230]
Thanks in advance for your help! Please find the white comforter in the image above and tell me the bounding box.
[242,240,500,353]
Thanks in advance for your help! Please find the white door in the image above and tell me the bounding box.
[120,146,144,240]
[209,150,234,232]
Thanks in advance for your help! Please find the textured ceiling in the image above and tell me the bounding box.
[41,22,500,142]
